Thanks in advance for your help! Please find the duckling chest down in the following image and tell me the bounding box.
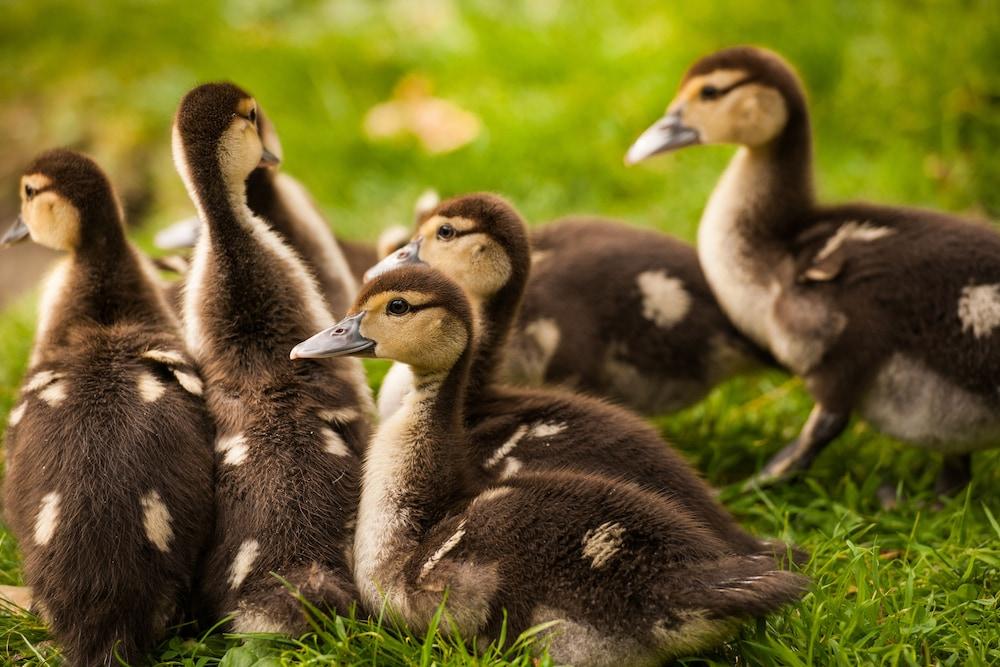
[292,266,808,667]
[505,217,769,414]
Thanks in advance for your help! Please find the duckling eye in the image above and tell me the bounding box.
[24,184,36,199]
[249,107,257,124]
[700,85,721,101]
[437,224,456,241]
[386,298,411,316]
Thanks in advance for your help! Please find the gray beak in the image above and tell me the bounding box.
[258,146,281,168]
[1,216,30,247]
[363,239,423,282]
[290,313,375,360]
[624,110,701,165]
[154,215,201,249]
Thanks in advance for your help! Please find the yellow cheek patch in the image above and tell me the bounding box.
[236,97,256,119]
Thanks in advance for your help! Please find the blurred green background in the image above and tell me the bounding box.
[1,0,997,249]
[1,1,999,664]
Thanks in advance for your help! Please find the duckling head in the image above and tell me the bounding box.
[364,193,530,305]
[292,265,474,376]
[3,149,121,252]
[172,82,281,203]
[625,46,807,164]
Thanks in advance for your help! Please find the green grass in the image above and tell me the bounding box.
[1,0,999,664]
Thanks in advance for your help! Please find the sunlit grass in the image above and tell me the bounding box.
[1,0,999,664]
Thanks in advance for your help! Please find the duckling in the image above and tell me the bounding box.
[513,216,770,413]
[367,194,785,556]
[291,265,808,666]
[1,149,214,665]
[172,82,369,632]
[625,46,1000,493]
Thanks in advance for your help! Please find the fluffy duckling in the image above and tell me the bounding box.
[291,265,808,666]
[1,149,214,665]
[626,46,1000,492]
[368,194,783,556]
[172,83,369,632]
[514,216,769,412]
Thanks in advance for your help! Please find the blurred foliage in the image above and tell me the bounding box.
[0,0,997,244]
[0,1,999,664]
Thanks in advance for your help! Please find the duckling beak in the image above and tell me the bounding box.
[258,146,281,168]
[624,109,700,165]
[363,239,423,282]
[1,216,30,247]
[290,313,376,360]
[154,215,201,249]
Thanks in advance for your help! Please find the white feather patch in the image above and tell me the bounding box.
[814,221,896,263]
[217,433,248,466]
[581,521,625,569]
[484,425,527,469]
[38,381,67,407]
[419,520,467,581]
[229,539,260,590]
[8,403,26,428]
[322,427,351,457]
[637,270,691,329]
[137,372,166,403]
[34,492,61,546]
[24,370,62,393]
[958,283,1000,339]
[140,490,174,552]
[172,370,204,396]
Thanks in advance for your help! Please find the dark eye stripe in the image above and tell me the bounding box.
[704,75,759,99]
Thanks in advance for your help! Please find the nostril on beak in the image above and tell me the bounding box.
[333,328,345,335]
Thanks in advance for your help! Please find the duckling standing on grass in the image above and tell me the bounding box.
[626,46,1000,494]
[172,82,370,632]
[368,194,791,556]
[291,265,808,666]
[1,149,214,665]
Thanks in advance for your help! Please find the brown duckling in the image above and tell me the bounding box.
[291,265,808,666]
[626,46,1000,493]
[367,194,791,556]
[2,149,214,665]
[172,82,369,632]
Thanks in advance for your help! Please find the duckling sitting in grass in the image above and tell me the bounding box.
[2,149,214,666]
[368,193,790,556]
[291,264,808,666]
[626,45,1000,497]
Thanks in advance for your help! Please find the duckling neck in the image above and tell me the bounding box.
[467,279,525,404]
[355,353,476,595]
[35,218,173,361]
[703,112,815,241]
[696,115,814,348]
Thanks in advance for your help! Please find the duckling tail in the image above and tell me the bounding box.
[679,554,809,620]
[231,563,358,635]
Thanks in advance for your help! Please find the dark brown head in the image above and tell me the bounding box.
[364,193,531,305]
[291,265,474,376]
[626,46,809,164]
[172,82,281,202]
[2,149,122,252]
